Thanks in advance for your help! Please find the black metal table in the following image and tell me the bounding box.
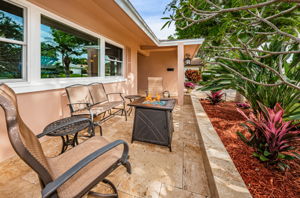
[125,95,142,116]
[37,116,93,154]
[128,98,176,151]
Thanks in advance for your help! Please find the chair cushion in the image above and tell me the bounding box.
[92,101,124,112]
[71,107,106,117]
[47,136,122,198]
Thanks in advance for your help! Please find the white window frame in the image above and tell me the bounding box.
[104,41,125,77]
[0,0,27,82]
[4,0,126,94]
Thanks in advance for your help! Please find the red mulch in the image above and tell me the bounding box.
[200,100,300,198]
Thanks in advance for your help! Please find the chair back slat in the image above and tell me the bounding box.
[65,85,93,112]
[88,83,108,104]
[0,84,53,186]
[148,77,164,95]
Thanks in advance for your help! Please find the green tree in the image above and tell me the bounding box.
[163,0,300,119]
[164,0,300,90]
[0,12,23,79]
[42,29,91,77]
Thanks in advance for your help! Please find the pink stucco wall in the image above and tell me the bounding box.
[137,50,178,95]
[0,82,130,162]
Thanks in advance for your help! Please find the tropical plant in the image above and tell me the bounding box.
[237,103,300,170]
[207,90,223,105]
[200,41,300,120]
[236,103,250,109]
[184,82,195,89]
[164,0,300,91]
[185,69,201,83]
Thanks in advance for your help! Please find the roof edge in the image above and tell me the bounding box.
[114,0,160,45]
[114,0,204,47]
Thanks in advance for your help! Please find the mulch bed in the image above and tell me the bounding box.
[200,99,300,198]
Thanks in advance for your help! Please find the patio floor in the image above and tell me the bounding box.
[0,103,210,198]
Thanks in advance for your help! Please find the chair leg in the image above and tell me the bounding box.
[99,125,103,136]
[122,161,132,174]
[88,179,118,198]
[123,104,127,121]
[94,122,103,136]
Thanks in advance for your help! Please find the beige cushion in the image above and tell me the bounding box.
[88,84,108,104]
[71,101,124,117]
[92,101,124,112]
[47,136,122,198]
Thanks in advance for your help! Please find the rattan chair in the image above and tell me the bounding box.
[0,83,131,198]
[146,77,170,98]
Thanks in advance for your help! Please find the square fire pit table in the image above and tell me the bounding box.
[128,97,176,151]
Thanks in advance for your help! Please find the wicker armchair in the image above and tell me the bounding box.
[146,77,170,98]
[0,83,131,198]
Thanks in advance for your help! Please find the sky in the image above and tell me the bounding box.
[130,0,176,40]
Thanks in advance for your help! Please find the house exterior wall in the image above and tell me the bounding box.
[0,82,128,162]
[0,0,140,162]
[137,50,178,95]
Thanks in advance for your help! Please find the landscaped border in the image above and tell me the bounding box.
[190,94,252,198]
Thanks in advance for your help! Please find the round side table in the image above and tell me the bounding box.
[38,116,93,154]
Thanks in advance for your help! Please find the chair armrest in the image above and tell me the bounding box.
[42,139,129,198]
[36,132,46,138]
[67,102,91,107]
[106,92,124,95]
[106,93,125,101]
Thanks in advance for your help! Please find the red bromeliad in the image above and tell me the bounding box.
[237,103,300,170]
[207,90,224,105]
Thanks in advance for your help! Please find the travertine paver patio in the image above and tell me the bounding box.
[0,103,210,198]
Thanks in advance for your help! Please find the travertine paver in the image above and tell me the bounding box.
[0,104,210,198]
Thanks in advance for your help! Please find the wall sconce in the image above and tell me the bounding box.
[184,54,191,66]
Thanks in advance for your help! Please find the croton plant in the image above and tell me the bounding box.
[237,103,300,170]
[185,69,201,83]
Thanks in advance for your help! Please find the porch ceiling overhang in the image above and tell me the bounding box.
[27,0,203,54]
[114,0,204,54]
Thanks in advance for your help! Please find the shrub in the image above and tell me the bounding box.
[200,40,300,121]
[185,69,201,83]
[184,82,195,89]
[237,103,300,170]
[207,90,224,105]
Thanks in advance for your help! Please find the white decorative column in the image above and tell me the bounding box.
[177,43,184,105]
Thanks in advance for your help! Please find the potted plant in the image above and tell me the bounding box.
[184,82,195,93]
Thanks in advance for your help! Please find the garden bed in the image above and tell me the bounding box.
[200,100,300,198]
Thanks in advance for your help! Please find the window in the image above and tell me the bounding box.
[105,42,123,76]
[41,16,99,78]
[0,1,25,80]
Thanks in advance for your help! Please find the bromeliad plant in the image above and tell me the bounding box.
[236,103,250,109]
[207,90,224,105]
[237,103,300,170]
[184,82,195,89]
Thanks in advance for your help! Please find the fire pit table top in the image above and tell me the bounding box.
[128,97,176,110]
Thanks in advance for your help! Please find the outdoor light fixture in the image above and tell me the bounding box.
[184,54,191,66]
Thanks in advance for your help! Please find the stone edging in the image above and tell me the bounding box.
[190,94,252,198]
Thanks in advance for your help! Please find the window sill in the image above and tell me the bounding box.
[6,76,126,94]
